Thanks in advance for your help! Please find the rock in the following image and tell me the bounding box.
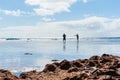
[63,76,78,80]
[101,58,112,64]
[51,59,59,62]
[81,59,88,64]
[68,67,79,73]
[53,62,60,67]
[60,60,71,70]
[20,70,37,79]
[24,53,32,55]
[72,61,83,68]
[0,69,18,80]
[89,55,100,60]
[88,61,96,67]
[0,54,119,80]
[78,73,89,79]
[116,68,120,75]
[43,64,56,72]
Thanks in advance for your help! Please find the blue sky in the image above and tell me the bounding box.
[0,0,120,38]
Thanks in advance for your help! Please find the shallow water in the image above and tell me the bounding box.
[0,38,120,75]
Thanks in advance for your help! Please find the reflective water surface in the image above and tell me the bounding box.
[0,38,120,74]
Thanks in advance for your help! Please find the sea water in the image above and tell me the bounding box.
[0,37,120,75]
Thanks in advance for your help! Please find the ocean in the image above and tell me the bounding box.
[0,37,120,75]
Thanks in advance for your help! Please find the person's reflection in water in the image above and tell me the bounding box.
[76,40,79,52]
[63,42,66,52]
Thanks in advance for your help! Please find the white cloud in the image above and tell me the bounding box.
[42,17,55,22]
[0,16,120,38]
[0,9,22,16]
[25,0,78,16]
[0,9,34,16]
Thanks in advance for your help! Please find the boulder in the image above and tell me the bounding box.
[59,60,71,70]
[43,64,56,72]
[0,69,18,80]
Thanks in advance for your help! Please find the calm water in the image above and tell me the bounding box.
[0,38,120,75]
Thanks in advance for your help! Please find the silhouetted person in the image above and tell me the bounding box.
[76,34,79,41]
[63,33,66,43]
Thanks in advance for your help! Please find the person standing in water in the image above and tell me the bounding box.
[76,34,79,41]
[63,33,66,43]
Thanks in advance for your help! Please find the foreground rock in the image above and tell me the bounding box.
[0,54,120,80]
[19,54,120,80]
[0,69,19,80]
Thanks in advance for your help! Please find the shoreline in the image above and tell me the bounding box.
[0,54,120,80]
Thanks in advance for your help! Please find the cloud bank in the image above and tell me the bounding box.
[0,16,120,38]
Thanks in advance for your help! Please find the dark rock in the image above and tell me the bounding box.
[19,73,27,79]
[69,76,78,80]
[63,76,78,80]
[43,64,56,72]
[20,70,37,79]
[81,59,88,64]
[63,77,69,80]
[0,54,119,80]
[60,60,71,70]
[51,59,59,62]
[53,62,60,67]
[89,55,100,60]
[88,61,96,67]
[72,61,83,68]
[78,73,89,79]
[24,53,32,55]
[68,67,79,73]
[102,54,110,57]
[0,69,18,80]
[101,58,112,64]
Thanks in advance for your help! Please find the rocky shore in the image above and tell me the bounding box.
[0,54,120,80]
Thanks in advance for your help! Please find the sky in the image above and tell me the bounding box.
[0,0,120,38]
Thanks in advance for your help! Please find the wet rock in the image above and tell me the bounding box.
[68,67,79,73]
[89,55,100,60]
[53,62,60,67]
[88,61,96,67]
[102,54,111,57]
[51,59,59,62]
[72,61,83,68]
[60,60,71,70]
[24,53,32,55]
[81,59,88,65]
[0,54,120,80]
[78,73,89,79]
[101,58,112,64]
[69,76,78,80]
[43,64,56,72]
[116,68,120,75]
[20,70,37,79]
[63,76,78,80]
[0,69,18,80]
